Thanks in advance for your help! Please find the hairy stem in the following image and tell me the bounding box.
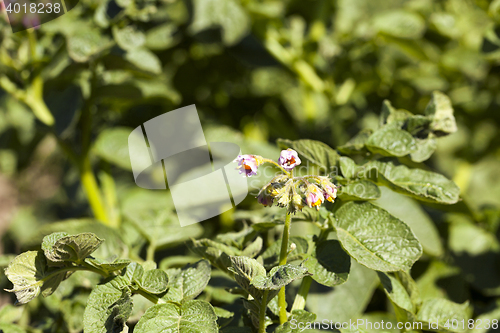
[134,288,163,304]
[278,211,292,323]
[262,158,290,177]
[258,290,269,333]
[291,276,312,311]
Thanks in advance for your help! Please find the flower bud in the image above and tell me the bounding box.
[257,188,274,207]
[319,178,337,203]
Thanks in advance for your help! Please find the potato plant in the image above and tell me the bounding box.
[1,0,500,333]
[2,91,477,333]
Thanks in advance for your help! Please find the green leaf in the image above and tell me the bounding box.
[241,237,263,258]
[304,240,350,287]
[0,323,27,333]
[416,298,470,332]
[405,115,433,136]
[363,160,460,204]
[86,258,131,275]
[190,0,250,45]
[4,251,68,304]
[67,29,111,62]
[140,269,169,294]
[41,232,69,258]
[112,25,145,51]
[374,187,443,257]
[213,307,234,318]
[163,260,211,303]
[395,271,422,308]
[43,233,103,263]
[122,262,144,285]
[307,260,378,322]
[338,180,381,201]
[411,136,437,163]
[125,48,162,74]
[275,310,317,333]
[83,276,133,333]
[337,129,372,155]
[251,263,311,291]
[188,238,238,273]
[261,236,311,268]
[377,272,415,321]
[373,10,426,39]
[333,201,423,272]
[134,300,218,333]
[93,127,133,171]
[366,127,416,157]
[277,139,339,173]
[425,91,457,136]
[228,256,266,298]
[123,191,203,249]
[379,100,412,126]
[340,156,357,179]
[34,219,127,259]
[145,23,180,50]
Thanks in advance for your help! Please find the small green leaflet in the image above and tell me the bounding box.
[86,258,131,275]
[83,276,133,333]
[134,300,218,333]
[163,260,211,303]
[42,232,103,263]
[229,256,266,299]
[4,251,66,304]
[251,263,311,291]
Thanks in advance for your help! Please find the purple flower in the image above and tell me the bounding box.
[234,155,260,177]
[305,185,324,209]
[279,149,301,171]
[323,185,337,202]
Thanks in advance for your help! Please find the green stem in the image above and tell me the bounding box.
[278,211,292,324]
[80,158,109,224]
[291,228,330,311]
[146,240,156,262]
[99,163,120,228]
[134,288,162,304]
[80,261,108,277]
[291,276,312,311]
[262,158,291,177]
[41,263,106,284]
[258,290,269,333]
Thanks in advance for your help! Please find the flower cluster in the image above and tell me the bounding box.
[234,149,337,212]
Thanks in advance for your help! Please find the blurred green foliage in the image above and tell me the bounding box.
[1,0,500,332]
